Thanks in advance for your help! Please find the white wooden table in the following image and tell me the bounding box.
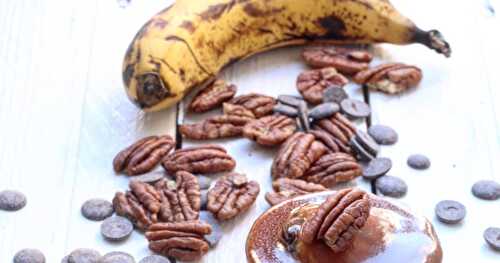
[0,0,499,262]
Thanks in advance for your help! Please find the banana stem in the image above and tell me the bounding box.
[414,29,451,57]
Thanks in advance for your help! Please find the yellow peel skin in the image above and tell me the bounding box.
[123,0,450,112]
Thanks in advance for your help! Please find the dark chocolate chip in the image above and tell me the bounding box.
[363,157,392,180]
[471,180,500,200]
[368,125,398,145]
[435,200,466,224]
[273,103,298,117]
[355,129,379,156]
[81,199,114,221]
[197,175,212,190]
[67,248,101,263]
[13,249,45,263]
[375,176,407,198]
[340,99,371,119]
[277,95,305,107]
[323,86,348,104]
[139,255,171,263]
[298,101,310,132]
[484,227,500,251]
[200,189,208,210]
[199,211,223,247]
[407,154,431,170]
[308,103,340,120]
[130,171,166,184]
[350,137,375,162]
[100,216,133,242]
[99,252,135,263]
[0,190,27,211]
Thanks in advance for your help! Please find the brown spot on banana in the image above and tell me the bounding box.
[243,2,285,17]
[180,21,195,33]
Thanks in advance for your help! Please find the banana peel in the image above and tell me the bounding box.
[123,0,451,112]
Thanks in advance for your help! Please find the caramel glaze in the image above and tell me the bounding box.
[246,191,442,263]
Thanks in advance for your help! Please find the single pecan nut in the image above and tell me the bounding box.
[297,67,348,104]
[353,63,423,94]
[189,79,237,113]
[179,115,252,140]
[300,188,371,253]
[155,171,201,222]
[242,114,297,146]
[113,181,162,230]
[303,153,362,187]
[302,47,373,74]
[224,93,276,118]
[207,173,260,220]
[271,132,327,179]
[265,178,327,206]
[312,113,356,154]
[146,221,212,261]
[162,145,236,174]
[113,135,175,176]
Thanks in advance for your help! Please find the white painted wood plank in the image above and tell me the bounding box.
[182,46,371,262]
[0,0,100,261]
[368,0,500,262]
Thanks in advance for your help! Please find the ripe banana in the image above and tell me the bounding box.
[123,0,451,112]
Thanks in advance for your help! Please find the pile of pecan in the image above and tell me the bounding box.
[112,136,260,261]
[106,45,423,260]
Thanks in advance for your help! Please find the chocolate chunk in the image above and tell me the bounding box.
[308,103,340,120]
[199,211,223,247]
[350,137,375,161]
[375,176,407,198]
[471,180,500,200]
[200,189,208,210]
[81,199,114,221]
[368,125,398,145]
[407,154,431,170]
[323,86,348,104]
[273,103,298,117]
[355,130,380,156]
[138,255,171,263]
[277,95,305,107]
[99,252,135,263]
[340,99,371,119]
[298,101,310,132]
[130,171,167,184]
[435,200,466,224]
[363,157,392,180]
[67,248,101,263]
[0,190,27,211]
[100,216,134,242]
[198,175,212,190]
[484,227,500,251]
[13,249,45,263]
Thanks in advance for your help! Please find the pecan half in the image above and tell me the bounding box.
[242,114,297,146]
[265,178,327,206]
[224,93,276,118]
[162,145,236,174]
[271,132,327,179]
[296,67,348,104]
[113,181,162,230]
[189,79,236,113]
[146,221,212,261]
[312,113,356,154]
[304,153,362,187]
[179,115,252,140]
[155,171,201,222]
[300,188,371,253]
[302,47,373,74]
[353,63,423,94]
[113,135,175,176]
[207,173,260,220]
